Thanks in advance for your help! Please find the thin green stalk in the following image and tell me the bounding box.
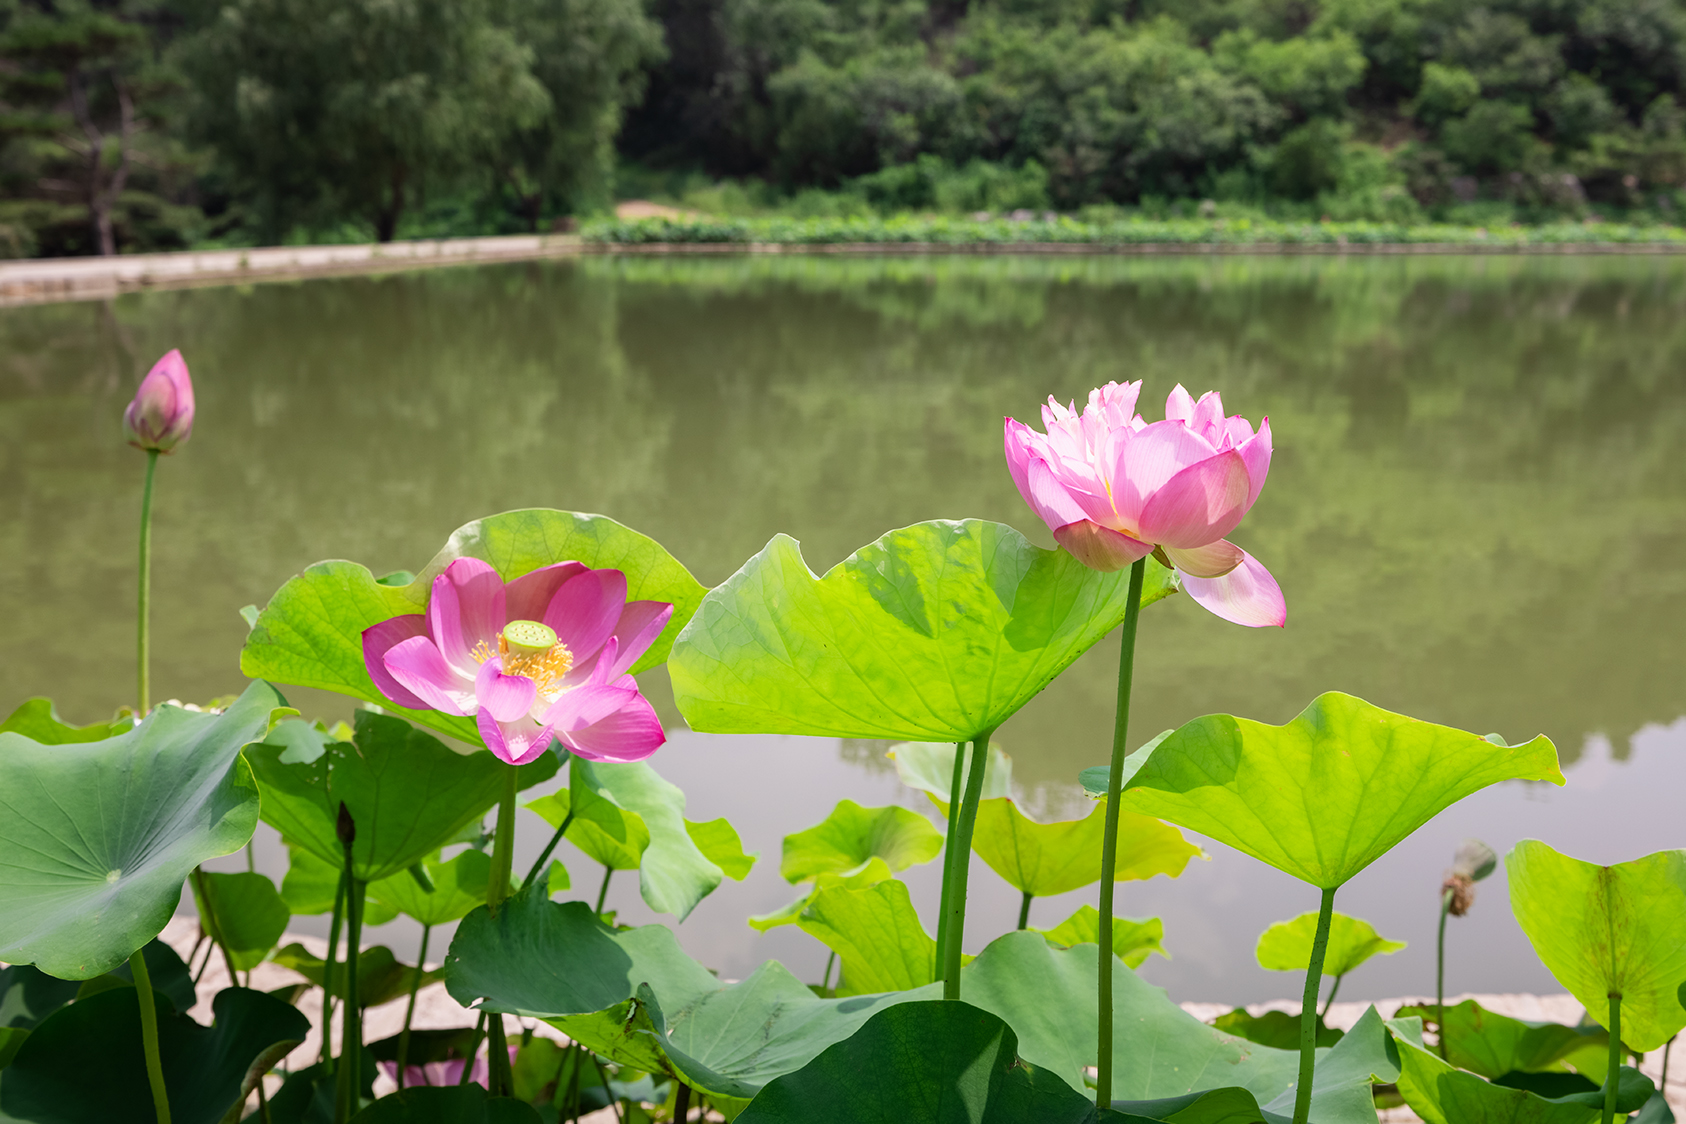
[1436,886,1453,1059]
[191,867,239,983]
[459,1012,487,1086]
[1292,888,1338,1124]
[320,870,347,1067]
[395,924,431,1089]
[940,728,997,1000]
[1320,975,1342,1020]
[567,1044,582,1123]
[525,810,576,887]
[1017,891,1033,931]
[336,873,365,1123]
[131,948,172,1124]
[591,1054,625,1124]
[1662,1034,1674,1092]
[488,1015,512,1098]
[1602,992,1623,1124]
[820,951,837,995]
[487,763,519,915]
[137,448,158,714]
[675,1081,692,1122]
[595,867,613,914]
[1094,556,1146,1109]
[247,840,255,873]
[933,740,967,977]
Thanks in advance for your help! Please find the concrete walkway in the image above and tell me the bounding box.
[0,233,585,307]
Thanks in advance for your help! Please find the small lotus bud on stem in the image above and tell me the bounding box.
[337,801,356,846]
[1443,873,1475,916]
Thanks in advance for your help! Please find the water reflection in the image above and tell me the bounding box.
[1,255,1682,998]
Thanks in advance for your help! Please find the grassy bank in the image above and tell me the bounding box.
[585,214,1686,248]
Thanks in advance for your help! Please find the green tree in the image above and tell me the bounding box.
[183,0,549,241]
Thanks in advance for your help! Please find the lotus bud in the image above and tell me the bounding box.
[123,349,195,453]
[337,801,356,846]
[1443,838,1496,917]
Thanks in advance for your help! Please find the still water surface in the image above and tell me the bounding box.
[2,254,1683,1003]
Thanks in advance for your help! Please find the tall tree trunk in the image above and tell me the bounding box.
[375,162,407,243]
[68,69,134,257]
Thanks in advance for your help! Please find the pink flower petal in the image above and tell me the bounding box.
[362,615,431,709]
[1162,539,1245,579]
[474,658,539,722]
[1164,384,1198,423]
[1135,449,1252,549]
[1179,549,1286,627]
[557,690,667,763]
[601,601,674,678]
[1105,419,1220,526]
[428,559,506,677]
[477,708,555,766]
[383,636,476,715]
[1052,520,1155,572]
[1086,380,1142,429]
[504,561,589,623]
[1190,390,1226,436]
[1238,417,1272,509]
[543,682,639,731]
[1026,455,1098,529]
[541,569,627,661]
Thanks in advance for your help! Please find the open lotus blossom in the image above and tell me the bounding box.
[1004,381,1285,627]
[377,1047,514,1089]
[124,349,195,453]
[362,558,672,765]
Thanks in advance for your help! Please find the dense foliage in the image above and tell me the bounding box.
[4,0,1686,249]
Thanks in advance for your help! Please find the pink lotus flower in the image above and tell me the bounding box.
[124,349,195,453]
[362,558,672,765]
[378,1047,514,1088]
[1004,381,1285,627]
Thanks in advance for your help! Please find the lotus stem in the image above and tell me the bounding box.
[526,810,576,887]
[596,867,614,915]
[459,1012,487,1085]
[336,855,364,1121]
[487,763,518,916]
[191,867,239,983]
[395,923,431,1089]
[1095,555,1146,1109]
[1320,974,1342,1020]
[1602,992,1623,1124]
[675,1080,692,1122]
[940,727,997,1000]
[1663,1034,1675,1092]
[320,870,347,1067]
[1292,887,1337,1124]
[591,1053,624,1124]
[1017,891,1033,931]
[821,951,836,994]
[1435,885,1454,1058]
[933,740,967,975]
[131,947,172,1124]
[488,1015,512,1097]
[136,448,158,714]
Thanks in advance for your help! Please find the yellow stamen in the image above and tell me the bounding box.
[480,621,575,701]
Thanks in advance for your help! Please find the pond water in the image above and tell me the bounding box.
[2,254,1683,1005]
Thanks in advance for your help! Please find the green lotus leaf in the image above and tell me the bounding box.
[1119,693,1564,889]
[249,710,555,884]
[191,871,291,972]
[273,943,441,1009]
[0,967,81,1031]
[446,882,1391,1112]
[1392,1000,1606,1081]
[782,801,945,883]
[670,521,1176,742]
[889,740,1012,802]
[748,857,895,932]
[1032,905,1166,970]
[240,509,707,745]
[1389,1019,1654,1124]
[1255,911,1405,977]
[0,699,123,744]
[279,840,399,926]
[1211,1008,1343,1051]
[529,756,728,919]
[1079,731,1175,799]
[365,849,493,928]
[0,1028,26,1070]
[972,799,1200,898]
[1507,840,1686,1052]
[732,1000,1122,1124]
[0,985,308,1124]
[348,1085,543,1123]
[0,681,286,978]
[686,818,758,880]
[797,880,937,995]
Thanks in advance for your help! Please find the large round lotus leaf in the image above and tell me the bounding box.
[1031,906,1165,970]
[248,710,554,884]
[0,699,123,743]
[1119,692,1564,890]
[1255,911,1405,977]
[781,801,945,883]
[0,681,285,978]
[1507,840,1686,1052]
[1391,1000,1606,1081]
[191,872,291,972]
[669,521,1176,742]
[968,799,1200,898]
[797,881,937,996]
[734,1000,1111,1124]
[0,985,308,1124]
[240,509,706,746]
[366,849,492,928]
